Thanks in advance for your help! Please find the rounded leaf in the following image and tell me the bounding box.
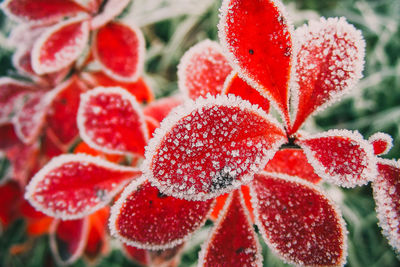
[143,94,287,200]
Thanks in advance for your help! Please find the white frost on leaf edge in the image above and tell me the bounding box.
[0,0,87,26]
[77,86,149,156]
[218,0,297,128]
[109,176,216,250]
[49,217,90,266]
[291,17,366,128]
[372,158,400,254]
[249,171,348,267]
[25,153,140,220]
[297,129,377,188]
[12,91,51,144]
[198,190,263,267]
[31,15,90,75]
[177,39,227,101]
[92,21,145,83]
[0,77,36,125]
[368,132,393,155]
[142,94,287,201]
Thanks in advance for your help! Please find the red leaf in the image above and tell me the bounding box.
[143,95,183,123]
[219,0,293,123]
[110,180,214,249]
[93,22,145,82]
[1,0,86,25]
[81,71,154,103]
[372,159,400,253]
[32,16,90,75]
[25,154,140,220]
[12,47,36,77]
[90,0,130,29]
[46,77,87,145]
[298,130,376,187]
[223,72,270,112]
[77,87,148,155]
[368,132,393,155]
[0,78,36,125]
[12,91,50,144]
[251,172,347,266]
[177,40,232,100]
[50,218,89,265]
[199,190,262,267]
[264,148,321,184]
[144,95,287,200]
[290,18,365,134]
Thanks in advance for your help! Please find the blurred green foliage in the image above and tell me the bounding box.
[0,0,399,266]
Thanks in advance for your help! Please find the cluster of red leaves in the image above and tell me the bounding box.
[1,0,399,267]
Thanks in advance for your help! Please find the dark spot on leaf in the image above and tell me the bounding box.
[157,191,168,198]
[96,188,107,201]
[236,247,245,254]
[209,169,235,193]
[149,200,153,205]
[284,47,291,57]
[60,98,67,105]
[249,49,254,55]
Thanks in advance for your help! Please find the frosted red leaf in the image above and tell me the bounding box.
[251,172,347,266]
[12,91,50,144]
[199,190,262,267]
[90,0,131,29]
[50,218,89,266]
[143,95,287,200]
[0,78,35,125]
[25,154,141,220]
[81,71,154,103]
[31,16,90,75]
[46,77,87,145]
[93,22,145,82]
[77,87,148,155]
[8,23,47,48]
[372,159,400,253]
[223,72,270,112]
[218,0,293,123]
[298,130,377,187]
[368,132,393,156]
[110,179,214,249]
[143,95,183,123]
[264,148,321,184]
[290,17,365,134]
[1,0,85,25]
[12,47,36,77]
[178,39,232,100]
